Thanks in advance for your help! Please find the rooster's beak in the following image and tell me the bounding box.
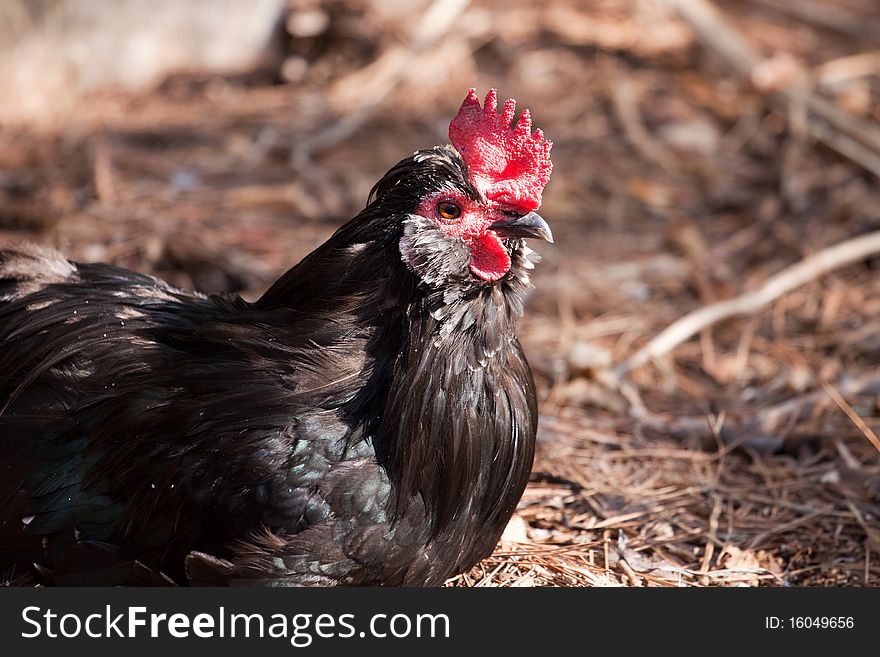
[489,212,554,243]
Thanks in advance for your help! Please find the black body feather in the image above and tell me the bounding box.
[0,146,539,586]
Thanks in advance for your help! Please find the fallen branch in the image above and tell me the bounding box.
[616,230,880,376]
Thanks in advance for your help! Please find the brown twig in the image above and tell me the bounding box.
[606,62,680,172]
[822,381,880,455]
[666,0,880,179]
[617,558,643,587]
[699,495,723,580]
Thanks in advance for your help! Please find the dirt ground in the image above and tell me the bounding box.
[1,0,879,586]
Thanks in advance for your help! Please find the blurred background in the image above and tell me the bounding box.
[1,0,879,586]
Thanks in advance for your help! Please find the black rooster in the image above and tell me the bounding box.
[0,89,553,586]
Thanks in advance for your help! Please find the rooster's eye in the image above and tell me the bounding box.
[437,201,462,220]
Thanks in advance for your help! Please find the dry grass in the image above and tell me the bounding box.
[1,0,879,586]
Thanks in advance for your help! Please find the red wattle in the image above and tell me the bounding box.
[467,232,511,282]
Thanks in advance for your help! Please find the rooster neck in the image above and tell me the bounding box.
[371,266,537,574]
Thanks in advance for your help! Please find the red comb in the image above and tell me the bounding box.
[449,88,553,213]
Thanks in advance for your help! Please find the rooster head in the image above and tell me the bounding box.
[369,88,553,287]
